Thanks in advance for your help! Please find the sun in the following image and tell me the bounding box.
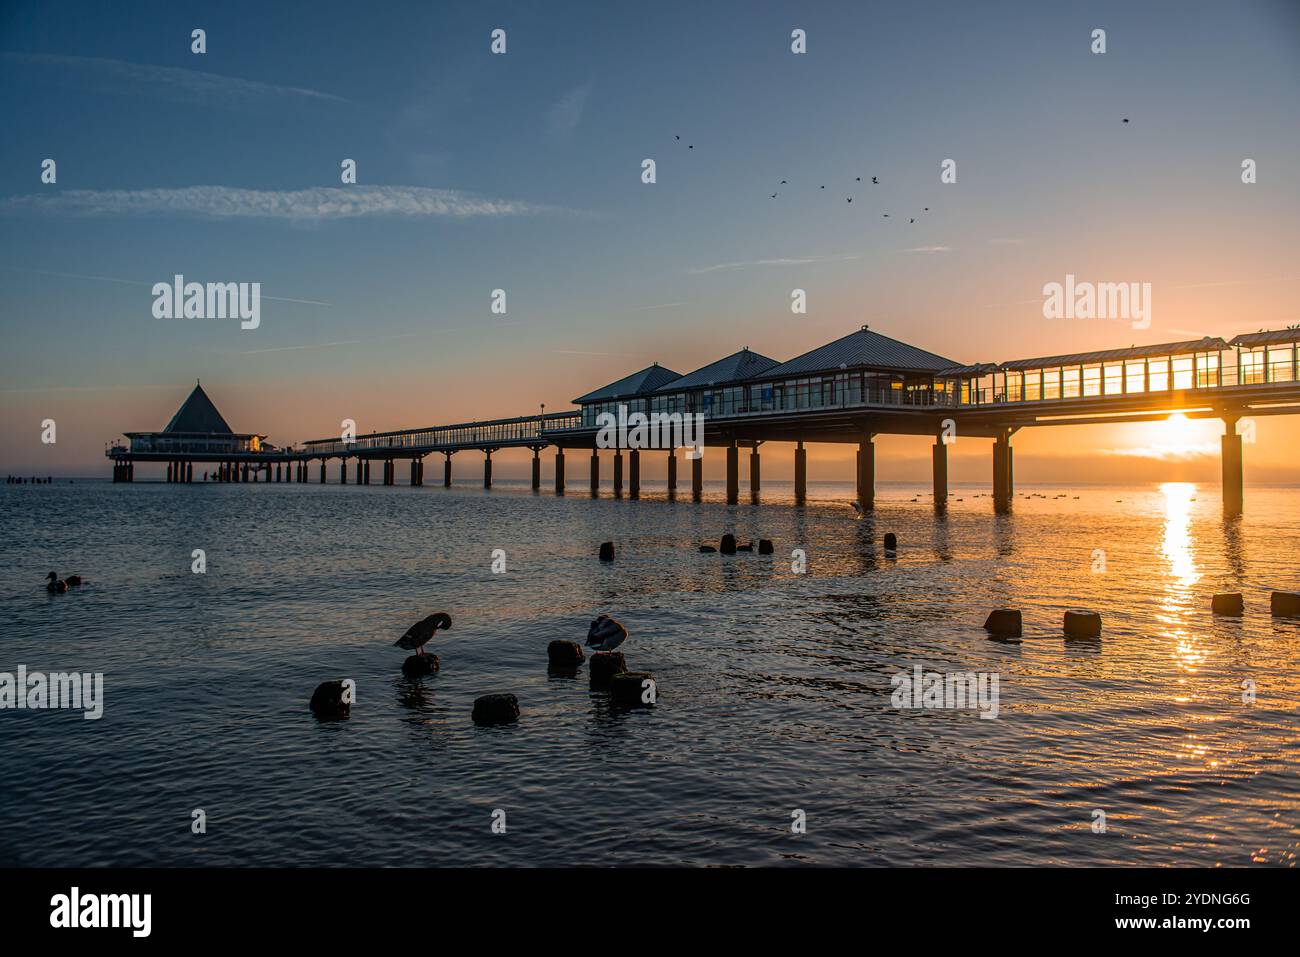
[1113,412,1220,461]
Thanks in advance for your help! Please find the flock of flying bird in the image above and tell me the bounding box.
[674,135,932,223]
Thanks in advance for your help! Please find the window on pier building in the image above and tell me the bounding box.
[1082,364,1102,397]
[1197,352,1221,387]
[1103,363,1124,395]
[1238,350,1264,385]
[1125,361,1146,393]
[1268,347,1294,382]
[1043,369,1062,400]
[1006,371,1024,403]
[1149,358,1169,391]
[1024,370,1041,401]
[1171,356,1194,391]
[1062,367,1080,399]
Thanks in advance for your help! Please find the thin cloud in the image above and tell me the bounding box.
[0,185,565,222]
[1103,443,1218,461]
[988,238,1024,245]
[902,245,951,253]
[2,267,328,305]
[1,52,346,108]
[548,83,592,136]
[1172,276,1300,290]
[689,255,859,275]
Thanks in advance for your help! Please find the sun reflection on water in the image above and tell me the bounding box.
[1160,482,1200,592]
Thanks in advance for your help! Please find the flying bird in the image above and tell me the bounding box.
[871,176,879,184]
[846,197,853,203]
[393,612,453,657]
[1122,118,1129,124]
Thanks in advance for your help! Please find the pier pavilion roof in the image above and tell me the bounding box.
[936,363,1000,378]
[762,326,958,378]
[1229,328,1300,348]
[164,381,235,434]
[655,348,779,392]
[573,363,682,405]
[997,336,1228,371]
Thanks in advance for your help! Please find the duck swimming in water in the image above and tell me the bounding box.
[586,615,628,652]
[393,612,452,656]
[45,572,67,594]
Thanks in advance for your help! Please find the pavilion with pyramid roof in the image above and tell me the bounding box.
[109,381,271,482]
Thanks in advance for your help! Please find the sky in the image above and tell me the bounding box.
[1,0,1298,483]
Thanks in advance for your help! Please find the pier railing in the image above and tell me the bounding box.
[301,411,582,456]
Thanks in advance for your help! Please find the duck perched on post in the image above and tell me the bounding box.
[586,615,628,651]
[394,613,452,656]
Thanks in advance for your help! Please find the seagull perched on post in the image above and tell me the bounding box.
[394,613,452,656]
[586,615,628,651]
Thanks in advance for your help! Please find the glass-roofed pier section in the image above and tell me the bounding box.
[939,331,1300,407]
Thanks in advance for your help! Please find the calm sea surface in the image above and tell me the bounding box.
[1,479,1297,867]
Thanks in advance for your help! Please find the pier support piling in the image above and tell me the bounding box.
[444,453,452,487]
[691,451,703,501]
[613,450,624,498]
[933,439,949,508]
[749,446,761,500]
[555,449,565,494]
[1222,417,1243,517]
[726,442,739,505]
[794,441,807,505]
[531,448,541,491]
[667,449,677,498]
[590,450,599,496]
[993,431,1014,514]
[483,451,492,489]
[856,436,875,510]
[629,449,640,499]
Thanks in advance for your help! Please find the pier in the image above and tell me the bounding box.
[107,326,1300,516]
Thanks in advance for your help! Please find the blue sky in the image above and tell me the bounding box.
[1,0,1298,475]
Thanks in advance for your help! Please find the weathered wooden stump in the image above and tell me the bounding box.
[402,654,440,677]
[472,693,519,726]
[983,609,1022,637]
[1063,610,1102,639]
[609,672,657,708]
